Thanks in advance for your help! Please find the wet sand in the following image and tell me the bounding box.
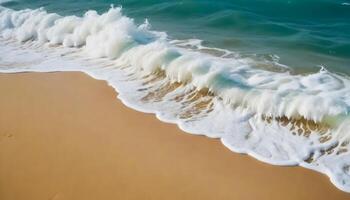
[0,72,349,200]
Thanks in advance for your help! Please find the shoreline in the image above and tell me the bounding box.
[0,72,349,200]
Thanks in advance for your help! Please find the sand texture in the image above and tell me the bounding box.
[0,72,349,200]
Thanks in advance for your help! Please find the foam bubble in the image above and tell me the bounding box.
[1,6,350,192]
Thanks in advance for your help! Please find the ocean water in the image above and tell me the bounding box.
[2,0,350,74]
[0,0,350,192]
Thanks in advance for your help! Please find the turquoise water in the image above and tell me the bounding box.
[2,0,350,192]
[2,0,350,74]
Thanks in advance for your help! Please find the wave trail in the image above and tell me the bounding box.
[1,6,350,192]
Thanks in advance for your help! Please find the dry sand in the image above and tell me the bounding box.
[0,72,349,200]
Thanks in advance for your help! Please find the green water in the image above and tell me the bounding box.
[2,0,349,74]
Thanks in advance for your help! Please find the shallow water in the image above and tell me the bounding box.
[2,0,350,74]
[0,1,350,193]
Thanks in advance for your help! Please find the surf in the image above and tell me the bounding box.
[1,6,350,192]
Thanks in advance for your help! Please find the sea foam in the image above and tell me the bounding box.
[1,6,350,192]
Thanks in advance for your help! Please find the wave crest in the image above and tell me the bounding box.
[1,6,350,192]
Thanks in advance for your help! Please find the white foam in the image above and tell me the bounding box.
[1,6,350,192]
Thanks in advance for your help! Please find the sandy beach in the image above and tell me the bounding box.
[0,72,349,200]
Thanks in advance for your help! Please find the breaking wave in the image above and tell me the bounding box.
[1,6,350,192]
